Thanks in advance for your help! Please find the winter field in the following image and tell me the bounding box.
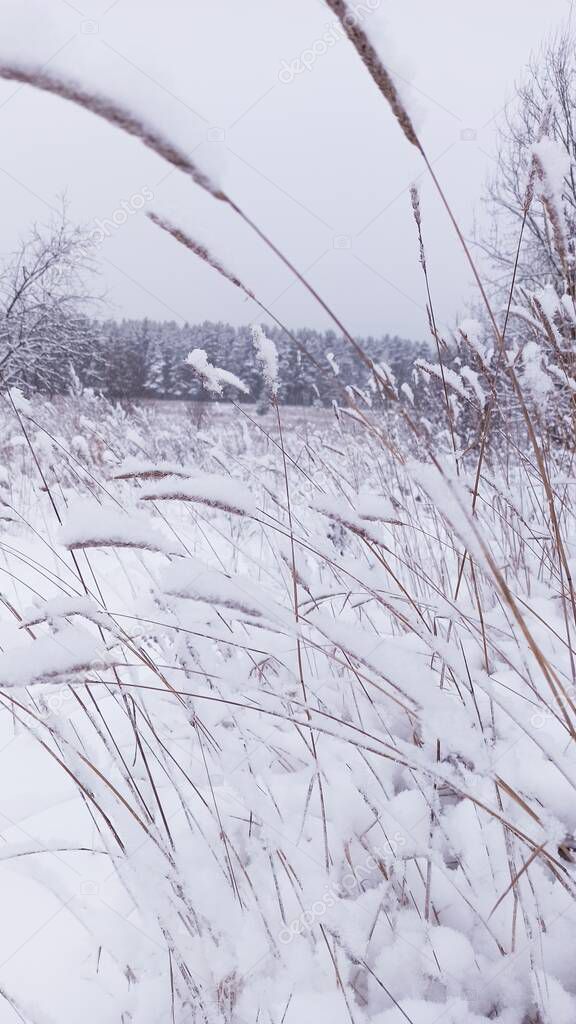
[2,1,576,1022]
[0,387,574,1024]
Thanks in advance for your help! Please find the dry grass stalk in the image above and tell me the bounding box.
[323,0,419,147]
[0,62,225,199]
[147,212,255,298]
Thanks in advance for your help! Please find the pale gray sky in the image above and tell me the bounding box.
[0,0,571,338]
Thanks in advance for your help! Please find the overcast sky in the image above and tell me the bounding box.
[0,0,571,340]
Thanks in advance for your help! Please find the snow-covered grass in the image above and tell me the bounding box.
[0,390,574,1024]
[0,4,576,1021]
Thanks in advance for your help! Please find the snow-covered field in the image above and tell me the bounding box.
[0,392,574,1023]
[0,0,575,1018]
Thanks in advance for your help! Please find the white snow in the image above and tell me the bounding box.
[251,324,279,396]
[60,501,180,554]
[0,623,112,687]
[138,472,258,516]
[186,348,249,396]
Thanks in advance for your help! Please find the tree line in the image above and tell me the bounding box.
[69,319,429,406]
